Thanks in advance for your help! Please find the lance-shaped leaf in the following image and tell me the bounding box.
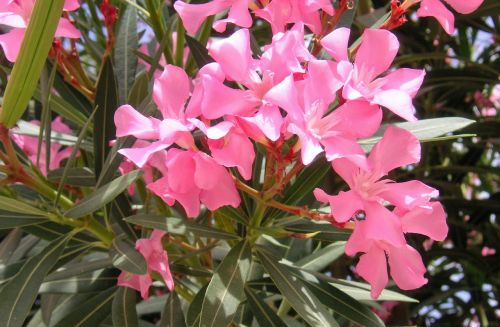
[282,219,351,242]
[0,0,65,127]
[186,285,207,327]
[52,286,116,326]
[0,196,49,217]
[185,35,214,69]
[94,58,119,178]
[115,4,139,104]
[0,234,70,327]
[159,292,187,327]
[244,286,287,327]
[48,167,96,187]
[124,214,240,240]
[295,242,346,272]
[255,248,340,327]
[200,240,252,327]
[289,267,385,327]
[111,238,147,275]
[112,286,139,327]
[64,170,143,218]
[0,211,46,229]
[40,269,117,294]
[359,117,475,151]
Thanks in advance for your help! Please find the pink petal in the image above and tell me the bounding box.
[322,135,369,170]
[264,75,303,121]
[363,202,406,247]
[64,0,80,11]
[118,272,152,300]
[55,18,81,38]
[379,180,439,210]
[118,142,169,168]
[238,104,283,142]
[327,100,382,138]
[380,68,426,99]
[288,122,323,165]
[355,29,399,82]
[372,89,417,122]
[208,28,252,82]
[399,202,448,241]
[320,27,350,62]
[331,158,360,189]
[305,60,343,106]
[115,105,159,139]
[0,28,25,62]
[200,75,259,119]
[192,152,224,190]
[174,0,230,34]
[209,130,255,180]
[325,190,364,223]
[200,167,241,210]
[387,244,428,290]
[153,65,190,119]
[0,12,26,28]
[356,246,388,299]
[166,150,196,193]
[417,0,455,35]
[212,0,252,32]
[444,0,483,14]
[368,126,420,177]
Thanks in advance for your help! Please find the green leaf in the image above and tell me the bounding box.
[53,286,116,327]
[0,210,46,229]
[185,34,214,69]
[200,240,252,327]
[244,286,287,327]
[47,167,96,187]
[127,71,151,108]
[0,0,65,127]
[290,269,385,327]
[0,234,70,327]
[111,238,147,275]
[328,279,418,303]
[40,269,117,294]
[255,248,340,327]
[44,258,112,281]
[112,287,139,327]
[282,219,351,242]
[124,214,240,240]
[159,292,187,327]
[0,229,23,264]
[0,195,49,217]
[40,293,61,326]
[186,285,207,327]
[64,170,143,218]
[115,4,139,104]
[93,57,119,178]
[295,242,346,272]
[359,117,476,151]
[33,89,89,127]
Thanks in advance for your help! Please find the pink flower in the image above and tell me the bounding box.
[147,149,240,218]
[481,247,496,257]
[314,126,448,298]
[174,0,252,34]
[0,0,81,62]
[321,28,425,121]
[117,230,174,299]
[11,117,78,176]
[417,0,484,35]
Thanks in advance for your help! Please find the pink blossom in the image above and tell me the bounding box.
[314,126,448,298]
[321,28,425,121]
[147,149,240,218]
[417,0,484,35]
[117,230,174,299]
[481,247,496,257]
[0,0,81,62]
[11,117,78,176]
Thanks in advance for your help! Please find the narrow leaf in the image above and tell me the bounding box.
[124,214,240,240]
[244,286,287,327]
[0,210,47,229]
[0,234,70,327]
[159,292,187,327]
[186,286,207,327]
[115,4,139,104]
[111,238,147,275]
[0,0,65,127]
[48,167,96,187]
[94,58,119,178]
[185,34,214,69]
[200,240,252,327]
[112,287,139,327]
[53,286,116,327]
[0,195,49,217]
[255,248,340,327]
[64,170,143,218]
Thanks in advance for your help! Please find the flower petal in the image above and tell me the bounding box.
[356,246,388,299]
